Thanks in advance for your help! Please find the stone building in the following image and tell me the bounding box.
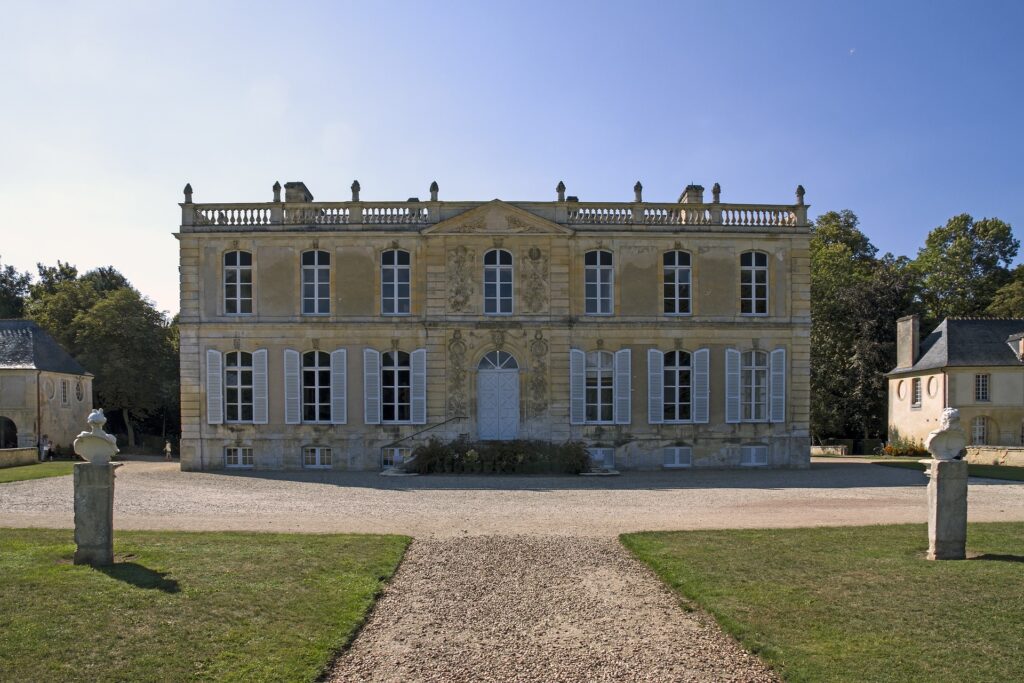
[888,315,1024,446]
[0,320,93,451]
[176,180,811,471]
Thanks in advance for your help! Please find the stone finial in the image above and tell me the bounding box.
[712,182,721,203]
[183,183,193,204]
[430,180,439,201]
[633,181,643,202]
[351,180,361,201]
[796,184,806,206]
[556,181,566,202]
[272,181,281,203]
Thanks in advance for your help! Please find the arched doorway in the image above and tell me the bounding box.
[477,351,519,441]
[0,417,17,449]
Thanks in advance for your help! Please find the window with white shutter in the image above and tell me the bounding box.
[330,349,347,424]
[725,348,741,424]
[614,348,631,425]
[251,349,268,424]
[770,348,786,423]
[569,349,586,425]
[206,349,223,425]
[692,348,710,424]
[283,349,301,425]
[647,349,664,425]
[411,348,427,424]
[363,348,381,425]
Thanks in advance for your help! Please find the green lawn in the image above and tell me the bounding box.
[623,523,1024,682]
[0,461,76,483]
[0,529,409,682]
[875,460,1024,481]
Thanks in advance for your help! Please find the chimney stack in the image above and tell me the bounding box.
[679,184,704,204]
[896,315,920,368]
[284,181,313,203]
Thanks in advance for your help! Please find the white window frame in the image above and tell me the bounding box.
[301,250,331,315]
[585,350,615,424]
[741,350,769,422]
[741,444,769,467]
[740,251,768,316]
[584,250,614,315]
[225,351,254,423]
[975,374,990,402]
[971,416,988,445]
[382,446,410,469]
[663,250,692,316]
[587,447,615,469]
[302,351,332,423]
[381,249,411,316]
[225,446,254,468]
[303,446,332,469]
[663,446,692,468]
[663,350,693,423]
[911,377,922,408]
[224,250,253,315]
[60,379,69,406]
[381,350,412,424]
[484,249,514,315]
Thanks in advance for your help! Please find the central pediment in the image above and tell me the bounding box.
[422,200,573,235]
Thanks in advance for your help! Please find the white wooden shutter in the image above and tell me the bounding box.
[614,348,631,425]
[725,348,741,424]
[284,349,301,425]
[206,349,223,425]
[770,347,786,423]
[569,348,586,425]
[647,349,664,424]
[693,347,710,424]
[363,348,381,425]
[330,349,347,425]
[411,348,427,424]
[252,349,268,424]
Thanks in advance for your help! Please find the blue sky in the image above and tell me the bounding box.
[2,0,1022,314]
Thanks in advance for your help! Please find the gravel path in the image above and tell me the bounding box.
[329,536,776,682]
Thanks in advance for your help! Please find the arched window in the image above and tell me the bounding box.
[663,351,692,422]
[484,249,513,315]
[302,351,332,422]
[663,250,691,315]
[741,350,768,422]
[224,351,254,422]
[224,250,253,314]
[971,416,989,445]
[301,250,330,314]
[740,251,768,315]
[584,250,613,314]
[479,350,518,370]
[381,250,410,315]
[586,350,614,423]
[382,351,411,422]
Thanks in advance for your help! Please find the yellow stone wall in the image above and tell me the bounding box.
[0,369,93,450]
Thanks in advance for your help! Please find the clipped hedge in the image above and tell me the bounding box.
[408,437,590,474]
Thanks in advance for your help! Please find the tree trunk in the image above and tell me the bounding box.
[122,407,136,449]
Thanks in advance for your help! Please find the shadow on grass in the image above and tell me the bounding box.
[970,553,1024,564]
[96,562,180,593]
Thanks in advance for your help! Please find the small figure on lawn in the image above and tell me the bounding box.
[40,435,51,462]
[164,440,173,461]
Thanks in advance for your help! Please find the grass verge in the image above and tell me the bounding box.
[0,529,409,682]
[0,461,76,483]
[622,523,1024,682]
[875,460,1024,481]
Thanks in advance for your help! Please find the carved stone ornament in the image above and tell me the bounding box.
[312,338,320,350]
[233,337,241,350]
[491,329,506,349]
[521,248,549,314]
[446,330,468,418]
[73,409,120,465]
[926,408,968,461]
[528,331,549,417]
[447,246,475,312]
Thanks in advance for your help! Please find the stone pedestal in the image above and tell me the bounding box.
[73,463,118,566]
[923,459,968,560]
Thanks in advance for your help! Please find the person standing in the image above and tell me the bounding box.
[40,435,50,462]
[164,440,173,461]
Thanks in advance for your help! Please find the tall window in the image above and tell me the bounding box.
[586,350,614,423]
[382,351,411,422]
[740,251,768,315]
[224,250,253,314]
[381,250,410,315]
[224,351,254,422]
[663,250,691,315]
[225,447,254,468]
[585,250,613,314]
[971,416,988,445]
[663,351,692,422]
[911,378,922,407]
[302,351,332,422]
[301,250,330,314]
[741,350,768,421]
[975,374,990,402]
[484,249,513,314]
[60,379,69,406]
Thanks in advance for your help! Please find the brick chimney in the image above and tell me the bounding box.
[896,315,920,368]
[678,184,704,204]
[284,181,313,203]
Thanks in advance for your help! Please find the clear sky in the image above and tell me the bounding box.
[2,0,1022,315]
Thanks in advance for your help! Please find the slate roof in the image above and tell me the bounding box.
[889,318,1024,376]
[0,320,90,375]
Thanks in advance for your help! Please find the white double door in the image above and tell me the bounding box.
[477,369,519,440]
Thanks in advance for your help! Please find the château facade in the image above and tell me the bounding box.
[176,180,811,471]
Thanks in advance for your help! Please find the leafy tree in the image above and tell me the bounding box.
[985,265,1024,318]
[915,214,1018,320]
[72,288,177,448]
[0,256,31,318]
[25,279,101,353]
[31,261,79,296]
[80,266,132,295]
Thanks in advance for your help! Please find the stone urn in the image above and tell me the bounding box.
[925,408,967,461]
[73,409,120,465]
